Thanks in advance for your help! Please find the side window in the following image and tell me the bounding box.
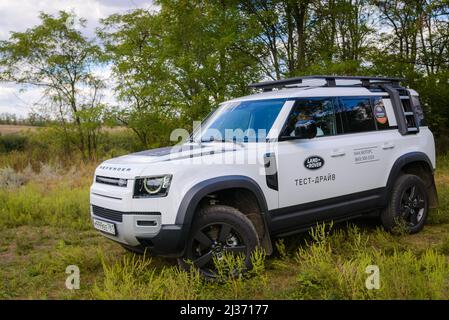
[282,98,336,137]
[338,97,375,133]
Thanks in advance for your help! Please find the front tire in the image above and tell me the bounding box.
[178,205,259,278]
[381,174,429,234]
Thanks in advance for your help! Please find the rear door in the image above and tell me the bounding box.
[335,96,397,194]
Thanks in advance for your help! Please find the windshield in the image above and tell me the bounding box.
[194,99,287,143]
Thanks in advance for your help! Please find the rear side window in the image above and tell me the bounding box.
[338,97,376,133]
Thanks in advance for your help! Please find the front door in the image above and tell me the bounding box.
[276,97,351,207]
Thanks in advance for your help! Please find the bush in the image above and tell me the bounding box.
[97,129,143,159]
[93,254,201,300]
[0,127,144,170]
[0,163,92,231]
[0,134,28,153]
[0,167,29,188]
[93,249,268,300]
[290,224,449,299]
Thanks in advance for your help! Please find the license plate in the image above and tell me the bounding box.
[93,218,116,235]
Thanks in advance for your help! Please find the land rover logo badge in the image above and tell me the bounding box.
[304,156,324,170]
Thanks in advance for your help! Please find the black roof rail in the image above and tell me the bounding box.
[248,75,405,91]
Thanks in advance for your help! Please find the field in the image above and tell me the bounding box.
[0,130,449,299]
[0,124,128,134]
[0,125,40,134]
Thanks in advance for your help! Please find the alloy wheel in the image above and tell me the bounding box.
[399,184,425,227]
[189,222,247,277]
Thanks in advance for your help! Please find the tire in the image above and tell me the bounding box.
[178,205,260,278]
[381,174,429,234]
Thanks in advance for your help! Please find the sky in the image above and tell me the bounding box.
[0,0,157,117]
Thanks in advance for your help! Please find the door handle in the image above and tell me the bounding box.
[382,142,395,150]
[331,149,346,157]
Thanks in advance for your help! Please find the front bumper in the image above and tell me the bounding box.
[136,224,186,257]
[90,206,186,257]
[90,170,187,257]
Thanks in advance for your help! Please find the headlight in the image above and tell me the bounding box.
[134,175,172,198]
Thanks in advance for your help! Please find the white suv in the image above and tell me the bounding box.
[90,75,438,276]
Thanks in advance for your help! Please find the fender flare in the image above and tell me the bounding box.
[386,152,435,195]
[175,175,271,251]
[176,175,269,226]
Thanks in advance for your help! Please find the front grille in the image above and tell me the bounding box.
[91,205,161,223]
[96,175,127,187]
[92,205,124,222]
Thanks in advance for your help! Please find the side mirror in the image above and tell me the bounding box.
[294,120,317,139]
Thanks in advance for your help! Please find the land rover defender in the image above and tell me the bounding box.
[90,75,438,276]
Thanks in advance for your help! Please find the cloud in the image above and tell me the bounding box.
[0,0,157,40]
[0,0,157,117]
[0,83,44,117]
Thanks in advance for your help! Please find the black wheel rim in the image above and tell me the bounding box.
[189,222,247,277]
[400,184,425,227]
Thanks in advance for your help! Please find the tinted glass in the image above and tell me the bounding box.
[339,98,375,133]
[199,99,286,142]
[282,98,336,137]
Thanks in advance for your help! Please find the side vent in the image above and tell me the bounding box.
[264,153,278,191]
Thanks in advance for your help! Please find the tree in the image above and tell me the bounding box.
[239,0,311,78]
[369,0,449,147]
[99,1,263,148]
[238,0,376,78]
[0,11,105,160]
[99,9,173,148]
[157,0,262,122]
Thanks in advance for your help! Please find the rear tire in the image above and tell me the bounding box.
[178,205,259,278]
[381,174,429,234]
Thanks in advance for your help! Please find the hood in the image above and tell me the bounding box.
[95,143,239,178]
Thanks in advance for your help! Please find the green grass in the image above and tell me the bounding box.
[1,156,449,299]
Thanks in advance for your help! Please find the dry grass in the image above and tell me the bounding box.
[0,125,130,134]
[0,125,40,134]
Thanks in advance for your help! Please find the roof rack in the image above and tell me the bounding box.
[248,75,405,91]
[249,75,419,136]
